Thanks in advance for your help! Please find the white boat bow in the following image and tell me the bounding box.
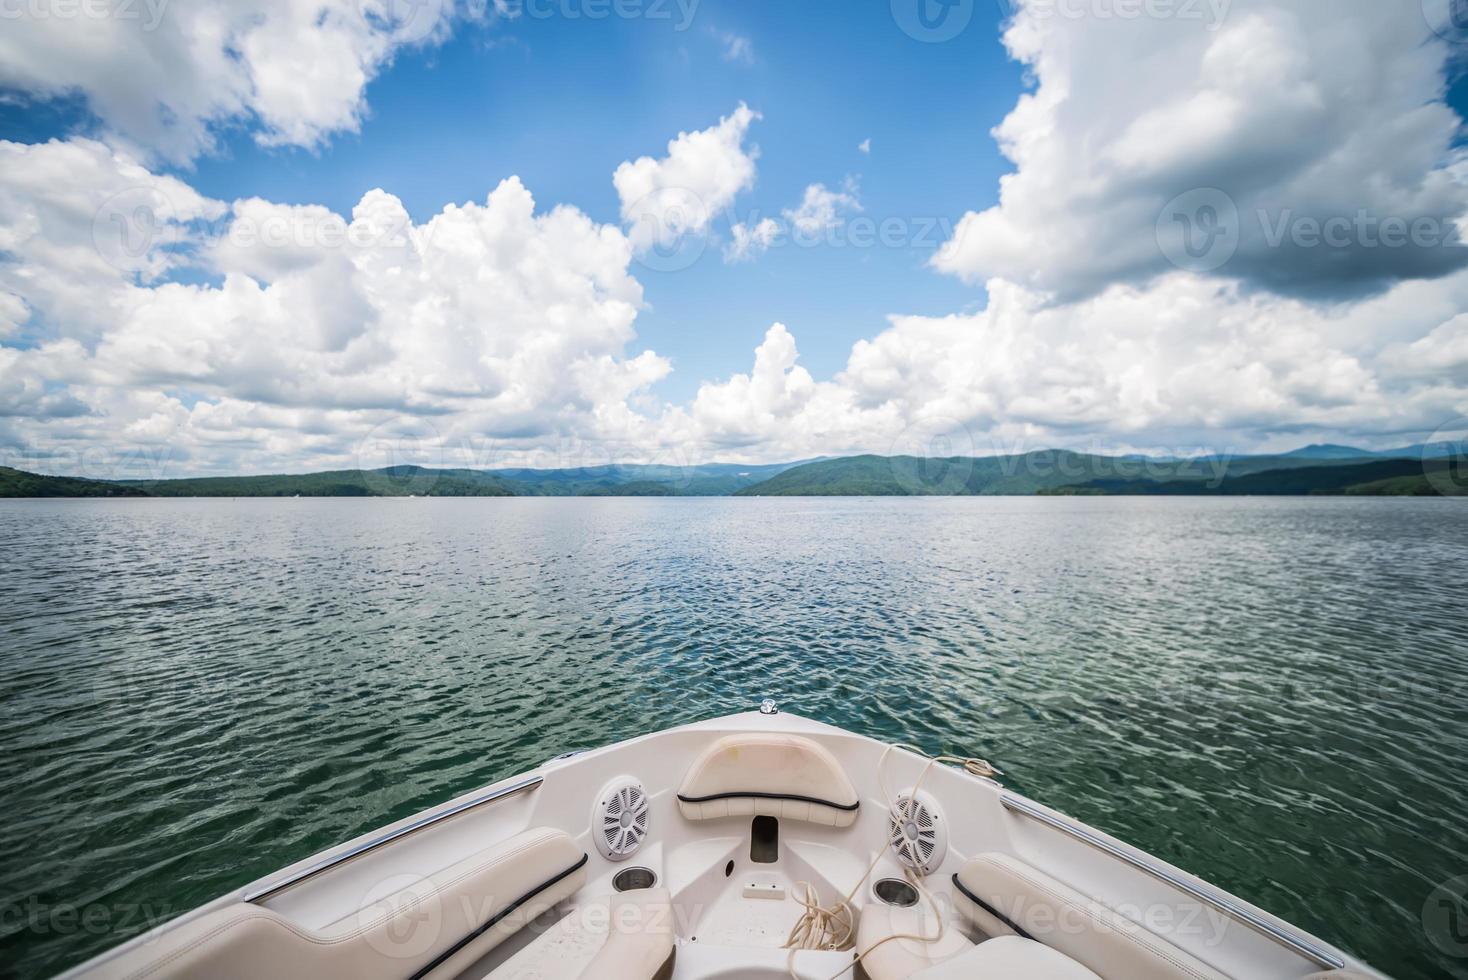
[61,707,1383,980]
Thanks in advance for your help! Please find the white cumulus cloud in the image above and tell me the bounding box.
[783,180,862,239]
[0,139,669,476]
[4,0,1468,477]
[725,218,780,263]
[716,30,754,64]
[0,0,467,164]
[933,0,1468,302]
[614,103,761,254]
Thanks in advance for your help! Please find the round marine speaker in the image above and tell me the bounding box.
[888,789,948,876]
[593,776,649,861]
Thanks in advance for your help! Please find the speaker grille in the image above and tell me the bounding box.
[594,777,649,860]
[889,790,947,875]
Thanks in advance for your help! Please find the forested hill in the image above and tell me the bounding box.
[0,467,149,497]
[122,467,518,497]
[732,452,1464,497]
[0,461,801,497]
[0,449,1461,497]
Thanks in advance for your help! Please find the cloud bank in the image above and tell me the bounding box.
[0,0,468,165]
[1,0,1467,479]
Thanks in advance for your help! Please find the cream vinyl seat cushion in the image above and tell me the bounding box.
[914,937,1103,979]
[676,733,860,827]
[856,898,975,980]
[953,853,1230,980]
[858,903,1099,980]
[76,828,587,980]
[489,887,675,979]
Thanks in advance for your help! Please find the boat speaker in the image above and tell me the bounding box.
[593,776,650,861]
[889,789,948,875]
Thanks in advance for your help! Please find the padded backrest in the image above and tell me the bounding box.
[76,828,587,980]
[676,733,860,827]
[953,853,1231,980]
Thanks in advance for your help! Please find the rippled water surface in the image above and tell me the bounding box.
[1,497,1465,979]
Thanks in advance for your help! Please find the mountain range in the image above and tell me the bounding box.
[0,446,1461,498]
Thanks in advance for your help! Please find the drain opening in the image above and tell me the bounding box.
[750,816,779,863]
[873,878,919,908]
[613,867,657,892]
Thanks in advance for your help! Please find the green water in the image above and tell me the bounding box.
[1,496,1465,978]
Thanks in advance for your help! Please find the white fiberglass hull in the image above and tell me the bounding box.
[62,708,1380,980]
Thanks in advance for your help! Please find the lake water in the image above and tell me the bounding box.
[1,497,1465,979]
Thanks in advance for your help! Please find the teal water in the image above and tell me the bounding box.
[0,497,1465,979]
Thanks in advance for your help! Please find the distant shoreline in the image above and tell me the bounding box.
[3,447,1462,499]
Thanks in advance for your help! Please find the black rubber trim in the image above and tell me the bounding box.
[653,945,676,980]
[676,791,860,812]
[951,872,1035,941]
[409,852,589,980]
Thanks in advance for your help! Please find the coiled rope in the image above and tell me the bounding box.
[783,743,1003,980]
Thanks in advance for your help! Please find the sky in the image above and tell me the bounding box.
[1,0,1468,477]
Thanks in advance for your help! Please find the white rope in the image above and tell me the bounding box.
[783,743,1003,980]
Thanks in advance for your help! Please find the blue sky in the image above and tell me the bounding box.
[158,0,1020,400]
[1,0,1467,475]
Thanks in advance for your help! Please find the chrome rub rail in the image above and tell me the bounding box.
[243,776,544,904]
[999,794,1346,971]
